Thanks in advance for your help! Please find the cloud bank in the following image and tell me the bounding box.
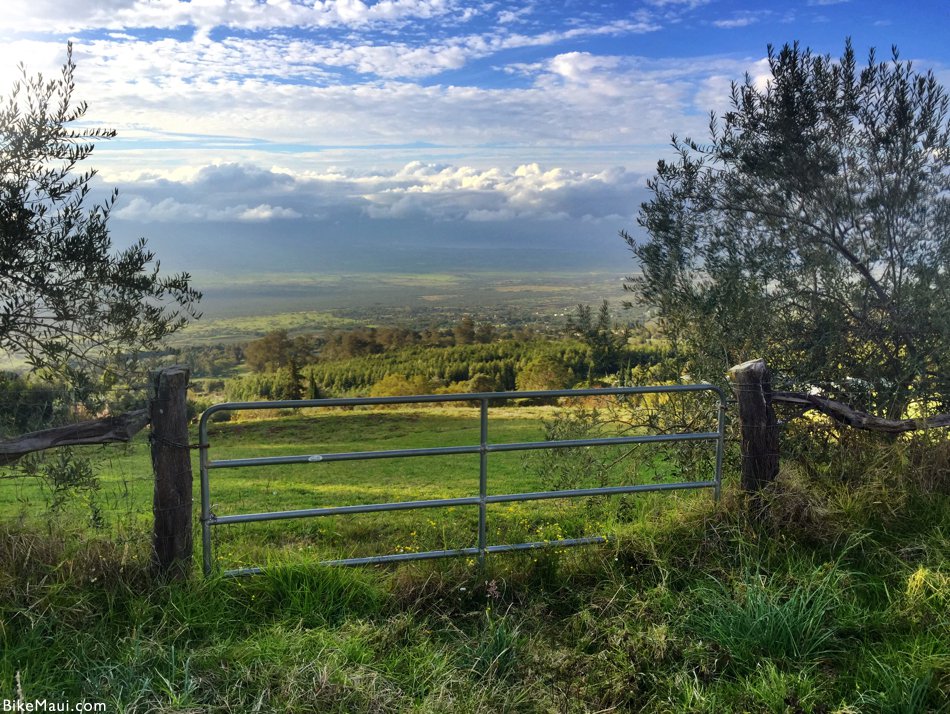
[113,161,646,225]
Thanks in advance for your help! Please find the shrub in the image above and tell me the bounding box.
[369,374,432,398]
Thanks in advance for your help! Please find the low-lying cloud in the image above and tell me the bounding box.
[113,161,646,226]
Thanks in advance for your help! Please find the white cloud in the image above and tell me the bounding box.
[238,204,302,221]
[644,0,711,7]
[29,12,664,93]
[0,0,462,33]
[46,43,772,185]
[713,17,756,29]
[692,57,769,113]
[111,161,646,226]
[114,185,305,222]
[0,41,66,88]
[712,12,764,29]
[498,5,534,24]
[547,52,621,82]
[53,40,745,171]
[0,5,733,178]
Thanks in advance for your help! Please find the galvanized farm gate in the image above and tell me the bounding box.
[198,385,727,577]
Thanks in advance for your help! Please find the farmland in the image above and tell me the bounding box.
[165,270,637,345]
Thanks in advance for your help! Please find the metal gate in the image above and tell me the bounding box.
[198,385,727,576]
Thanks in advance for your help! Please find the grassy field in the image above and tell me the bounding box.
[1,406,947,712]
[165,311,362,345]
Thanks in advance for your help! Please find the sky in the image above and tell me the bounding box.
[2,0,949,278]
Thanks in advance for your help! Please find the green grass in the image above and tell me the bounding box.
[1,408,948,712]
[689,557,857,671]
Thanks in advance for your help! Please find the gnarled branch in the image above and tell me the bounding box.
[773,392,950,433]
[0,409,149,466]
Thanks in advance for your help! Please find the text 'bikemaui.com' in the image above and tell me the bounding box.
[3,701,106,713]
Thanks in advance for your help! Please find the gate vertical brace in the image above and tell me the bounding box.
[478,398,489,567]
[199,412,213,576]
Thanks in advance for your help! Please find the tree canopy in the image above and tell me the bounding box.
[625,41,950,419]
[0,45,200,395]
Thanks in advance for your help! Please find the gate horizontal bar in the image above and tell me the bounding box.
[485,480,715,504]
[208,444,482,469]
[207,431,720,470]
[221,536,611,576]
[484,431,719,453]
[319,546,481,568]
[210,480,714,526]
[222,546,482,575]
[201,383,726,421]
[486,536,607,553]
[211,495,482,525]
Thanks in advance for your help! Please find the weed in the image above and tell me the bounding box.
[688,560,858,671]
[467,607,521,681]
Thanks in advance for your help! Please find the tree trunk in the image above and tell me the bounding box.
[728,359,780,497]
[150,366,193,579]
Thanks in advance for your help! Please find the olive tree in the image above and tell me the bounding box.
[0,45,200,398]
[625,41,950,419]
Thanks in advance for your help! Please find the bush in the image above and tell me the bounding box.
[369,374,432,398]
[516,356,574,392]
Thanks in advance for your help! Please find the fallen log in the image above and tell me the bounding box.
[0,409,150,466]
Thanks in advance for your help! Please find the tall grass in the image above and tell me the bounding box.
[688,558,857,671]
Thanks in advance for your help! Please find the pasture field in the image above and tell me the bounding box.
[1,406,947,712]
[164,311,362,345]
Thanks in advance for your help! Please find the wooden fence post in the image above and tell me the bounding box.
[728,359,780,497]
[150,365,192,579]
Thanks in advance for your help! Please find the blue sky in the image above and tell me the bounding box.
[2,0,948,277]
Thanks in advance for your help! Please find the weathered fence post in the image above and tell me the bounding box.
[150,365,192,579]
[728,359,780,497]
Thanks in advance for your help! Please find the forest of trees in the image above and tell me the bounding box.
[218,304,665,402]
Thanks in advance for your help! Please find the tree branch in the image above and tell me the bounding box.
[0,409,149,466]
[773,391,950,433]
